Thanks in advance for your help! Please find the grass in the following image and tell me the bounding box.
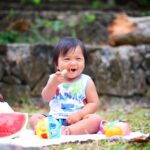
[13,101,150,150]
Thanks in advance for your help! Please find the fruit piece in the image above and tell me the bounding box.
[61,69,67,75]
[105,126,123,137]
[0,113,28,139]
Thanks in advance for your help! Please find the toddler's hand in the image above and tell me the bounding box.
[66,111,83,124]
[50,69,67,85]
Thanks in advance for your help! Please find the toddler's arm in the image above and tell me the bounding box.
[80,79,100,116]
[66,79,100,124]
[41,69,67,101]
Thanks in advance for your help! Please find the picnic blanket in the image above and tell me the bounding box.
[0,101,149,147]
[0,129,149,148]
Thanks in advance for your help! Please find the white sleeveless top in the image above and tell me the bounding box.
[49,74,91,119]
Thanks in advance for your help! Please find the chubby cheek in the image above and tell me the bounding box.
[79,63,85,72]
[57,62,67,71]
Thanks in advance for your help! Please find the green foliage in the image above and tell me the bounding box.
[78,13,96,31]
[137,0,150,6]
[33,19,65,31]
[0,30,20,44]
[49,21,65,32]
[145,88,150,98]
[0,19,66,44]
[92,0,109,9]
[32,0,41,5]
[84,14,96,23]
[141,12,150,16]
[21,0,41,5]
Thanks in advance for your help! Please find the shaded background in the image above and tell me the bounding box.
[0,0,150,108]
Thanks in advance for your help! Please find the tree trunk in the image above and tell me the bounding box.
[107,13,150,46]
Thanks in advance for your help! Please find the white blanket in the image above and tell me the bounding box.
[0,103,149,147]
[0,102,14,113]
[0,129,149,148]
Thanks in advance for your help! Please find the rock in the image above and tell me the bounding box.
[0,44,149,102]
[86,45,147,96]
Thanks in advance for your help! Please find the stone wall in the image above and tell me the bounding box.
[0,44,149,105]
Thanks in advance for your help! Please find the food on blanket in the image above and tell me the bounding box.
[105,126,122,137]
[115,121,131,135]
[100,120,130,137]
[35,116,61,139]
[0,113,28,138]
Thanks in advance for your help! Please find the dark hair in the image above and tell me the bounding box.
[53,37,88,66]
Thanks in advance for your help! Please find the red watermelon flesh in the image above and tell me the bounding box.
[0,113,28,139]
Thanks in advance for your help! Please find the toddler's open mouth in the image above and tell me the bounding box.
[69,68,76,72]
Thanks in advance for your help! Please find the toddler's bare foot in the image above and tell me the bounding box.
[61,126,70,135]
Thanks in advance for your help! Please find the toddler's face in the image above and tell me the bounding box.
[57,46,85,81]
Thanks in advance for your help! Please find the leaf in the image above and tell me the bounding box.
[33,0,41,5]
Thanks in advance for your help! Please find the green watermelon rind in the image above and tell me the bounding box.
[0,112,28,139]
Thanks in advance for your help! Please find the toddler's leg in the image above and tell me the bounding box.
[30,114,45,130]
[65,114,102,135]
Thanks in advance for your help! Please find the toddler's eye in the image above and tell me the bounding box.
[76,58,81,60]
[64,58,70,61]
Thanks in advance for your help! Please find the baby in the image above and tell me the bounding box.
[30,37,102,135]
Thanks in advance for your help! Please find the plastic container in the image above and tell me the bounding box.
[35,115,61,139]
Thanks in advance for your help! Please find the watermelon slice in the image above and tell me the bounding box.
[0,112,28,139]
